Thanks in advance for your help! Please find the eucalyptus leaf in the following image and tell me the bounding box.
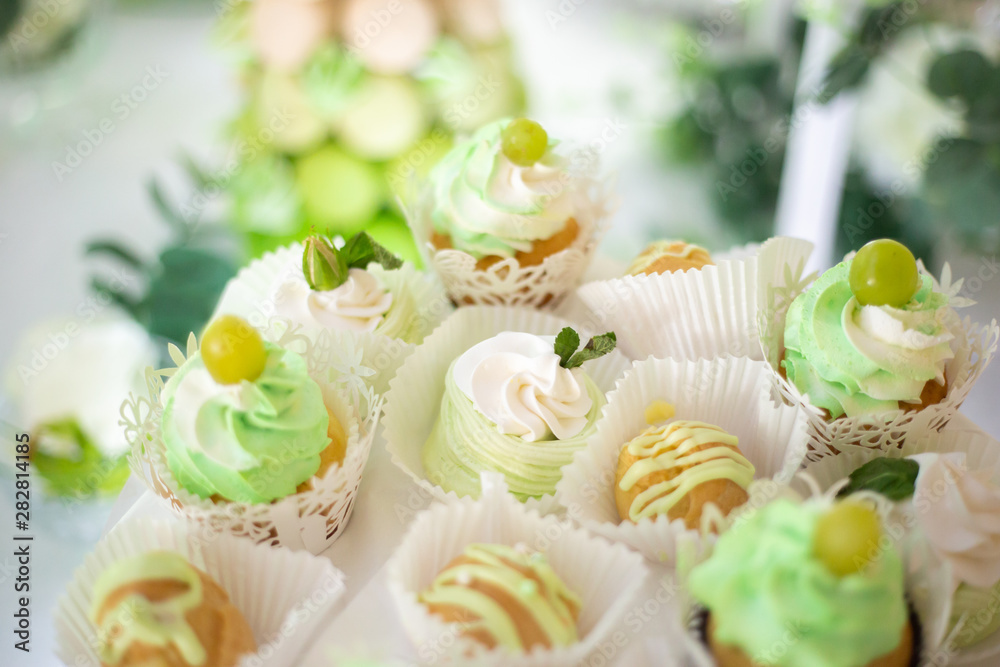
[86,240,147,273]
[837,458,919,501]
[818,47,870,103]
[927,50,993,103]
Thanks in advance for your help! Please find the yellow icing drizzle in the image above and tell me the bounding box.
[627,241,711,274]
[89,551,207,666]
[418,544,580,651]
[620,420,755,522]
[644,400,676,425]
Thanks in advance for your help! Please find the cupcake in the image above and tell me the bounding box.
[626,240,714,276]
[759,238,1000,457]
[384,305,629,515]
[55,519,346,667]
[573,236,814,361]
[89,551,257,667]
[216,232,446,345]
[418,543,581,652]
[781,239,961,420]
[413,117,611,307]
[689,497,917,667]
[837,450,1000,650]
[160,315,345,504]
[125,315,378,553]
[421,327,616,501]
[614,409,755,529]
[386,473,648,665]
[556,355,808,563]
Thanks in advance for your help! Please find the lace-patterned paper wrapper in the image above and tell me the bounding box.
[574,236,814,361]
[556,355,809,565]
[213,243,453,395]
[385,473,649,667]
[757,259,1000,460]
[121,319,383,554]
[383,305,631,516]
[675,478,955,667]
[799,425,1000,665]
[402,155,617,309]
[54,519,345,667]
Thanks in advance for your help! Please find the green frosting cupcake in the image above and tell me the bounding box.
[689,499,909,667]
[422,358,605,501]
[161,343,330,504]
[428,119,578,259]
[782,261,957,418]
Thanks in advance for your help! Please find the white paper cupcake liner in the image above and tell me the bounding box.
[573,236,814,361]
[675,483,955,667]
[797,425,1000,665]
[402,167,617,309]
[385,473,649,666]
[214,242,452,395]
[555,355,809,564]
[54,518,345,667]
[383,305,631,516]
[123,321,382,555]
[757,257,1000,459]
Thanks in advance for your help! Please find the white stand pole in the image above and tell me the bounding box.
[774,7,860,273]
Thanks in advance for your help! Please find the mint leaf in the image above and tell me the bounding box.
[554,327,580,367]
[343,232,403,272]
[302,235,348,291]
[837,458,919,501]
[565,332,616,369]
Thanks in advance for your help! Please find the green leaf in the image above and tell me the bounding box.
[837,458,919,501]
[818,47,871,104]
[90,276,140,319]
[85,240,147,273]
[148,180,190,236]
[553,327,580,368]
[566,332,617,369]
[343,231,404,272]
[927,50,993,103]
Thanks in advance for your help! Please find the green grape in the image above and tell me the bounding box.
[501,118,548,167]
[201,315,268,385]
[813,501,883,577]
[849,239,920,308]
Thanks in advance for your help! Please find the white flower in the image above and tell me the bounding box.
[5,315,157,459]
[853,27,963,192]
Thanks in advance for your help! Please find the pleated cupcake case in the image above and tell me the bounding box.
[385,474,649,667]
[757,258,1000,460]
[213,242,452,395]
[54,519,345,667]
[555,355,809,564]
[402,162,617,309]
[123,320,382,554]
[798,424,1000,664]
[573,236,814,361]
[382,305,631,516]
[673,481,955,667]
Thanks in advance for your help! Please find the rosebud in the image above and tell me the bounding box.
[302,235,347,291]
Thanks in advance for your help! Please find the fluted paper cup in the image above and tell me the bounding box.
[385,473,649,666]
[797,425,1000,664]
[214,242,452,394]
[757,257,1000,460]
[555,355,809,564]
[402,163,617,309]
[123,321,382,554]
[573,236,814,361]
[54,518,345,667]
[676,484,954,667]
[383,304,631,516]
